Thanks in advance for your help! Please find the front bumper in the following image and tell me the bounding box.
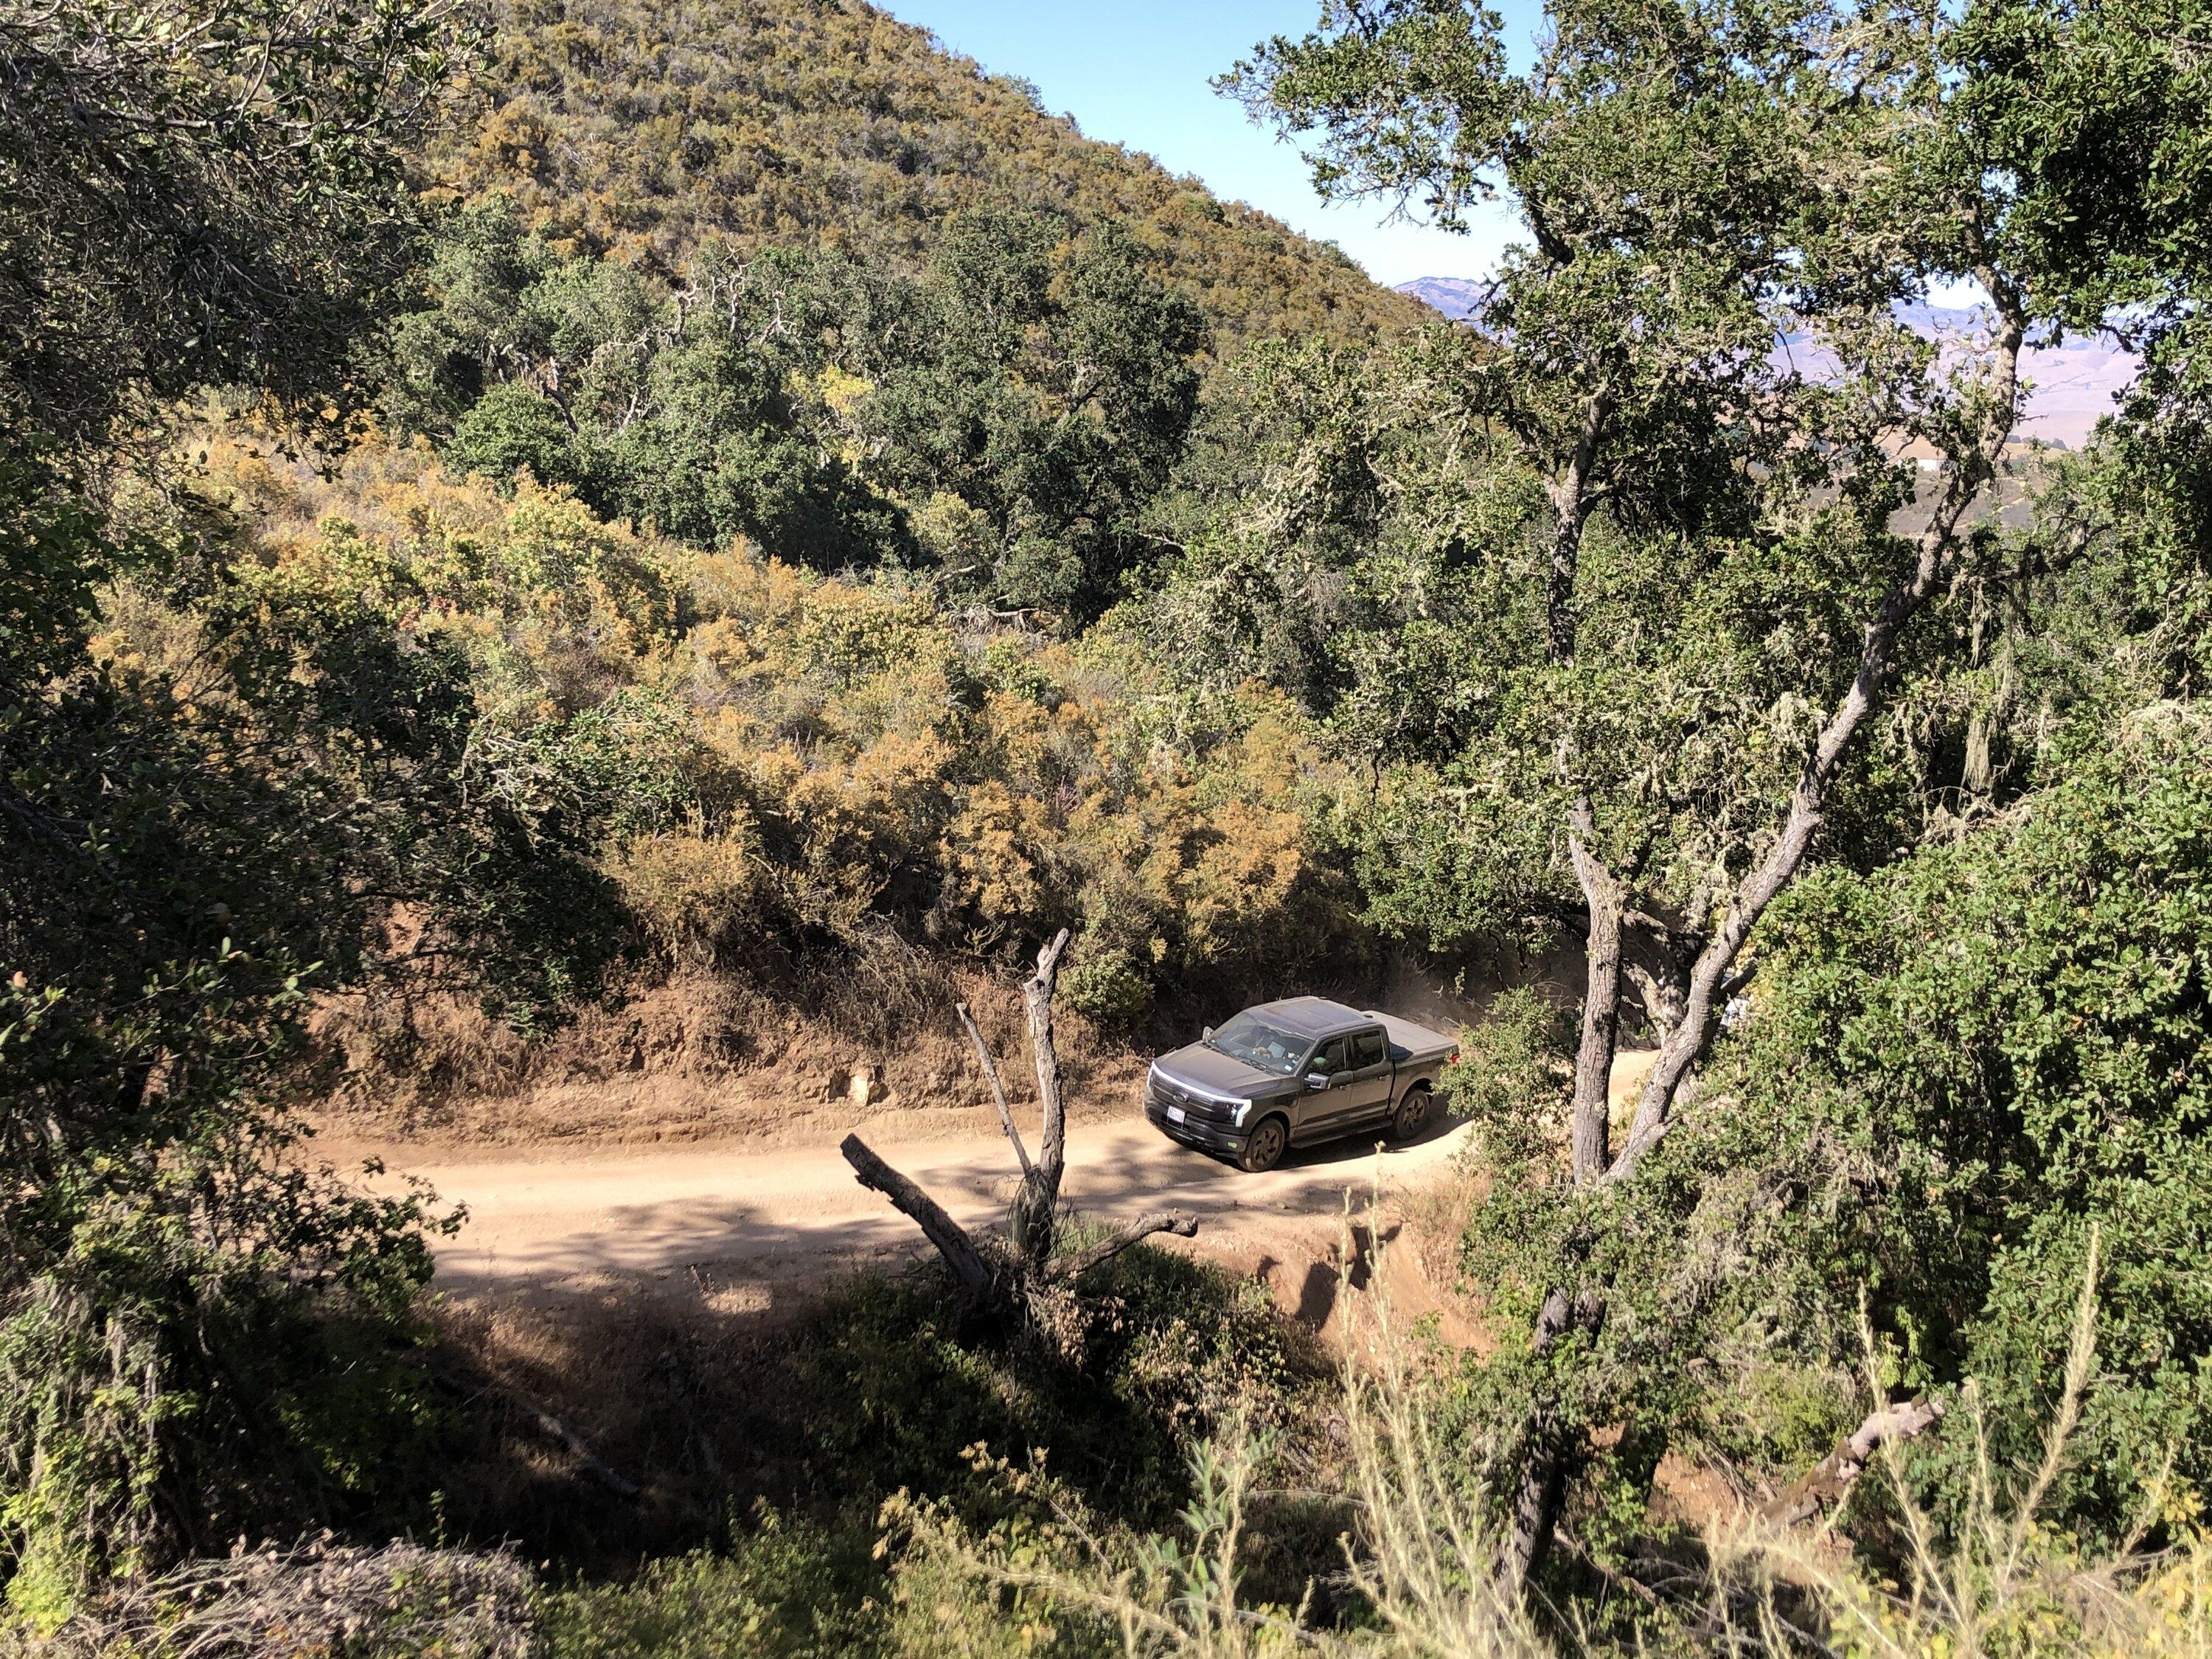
[1144,1096,1248,1155]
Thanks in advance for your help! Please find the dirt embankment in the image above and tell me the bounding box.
[309,965,1152,1151]
[305,945,1582,1154]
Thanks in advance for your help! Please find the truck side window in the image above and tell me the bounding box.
[1309,1037,1349,1077]
[1351,1029,1386,1070]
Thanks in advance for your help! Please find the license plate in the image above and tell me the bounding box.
[1165,1105,1186,1124]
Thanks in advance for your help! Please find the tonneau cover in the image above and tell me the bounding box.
[1368,1010,1456,1065]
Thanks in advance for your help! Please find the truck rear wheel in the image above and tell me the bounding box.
[1391,1085,1433,1142]
[1238,1115,1289,1173]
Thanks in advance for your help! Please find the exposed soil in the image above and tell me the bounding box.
[341,1102,1482,1305]
[360,1047,1726,1562]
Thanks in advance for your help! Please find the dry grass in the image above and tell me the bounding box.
[36,1539,535,1659]
[916,1218,2212,1658]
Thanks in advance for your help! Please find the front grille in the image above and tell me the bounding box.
[1148,1072,1236,1124]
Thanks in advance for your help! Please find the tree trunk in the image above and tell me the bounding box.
[1567,835,1624,1185]
[1011,928,1070,1264]
[1506,1284,1604,1590]
[956,999,1034,1178]
[1543,392,1610,670]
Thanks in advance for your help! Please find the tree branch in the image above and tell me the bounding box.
[1566,816,1624,1185]
[1761,1397,1947,1526]
[840,1133,995,1302]
[1046,1211,1199,1282]
[1606,298,2030,1185]
[955,1000,1032,1178]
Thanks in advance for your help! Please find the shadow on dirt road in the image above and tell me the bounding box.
[386,1107,1475,1297]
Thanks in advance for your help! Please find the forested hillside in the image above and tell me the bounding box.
[7,0,2212,1652]
[432,0,1426,349]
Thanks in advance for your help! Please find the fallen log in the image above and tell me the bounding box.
[840,1131,996,1304]
[1763,1396,1947,1526]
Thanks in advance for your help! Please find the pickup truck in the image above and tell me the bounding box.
[1144,995,1459,1172]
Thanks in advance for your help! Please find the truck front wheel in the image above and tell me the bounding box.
[1238,1115,1289,1173]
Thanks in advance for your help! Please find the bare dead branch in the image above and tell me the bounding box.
[1762,1397,1947,1526]
[956,999,1032,1177]
[1046,1211,1200,1282]
[841,1132,994,1302]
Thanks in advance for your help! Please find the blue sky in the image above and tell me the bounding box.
[879,1,1536,288]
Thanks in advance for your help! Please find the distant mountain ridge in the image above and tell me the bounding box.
[1396,278,2139,448]
[436,0,1428,352]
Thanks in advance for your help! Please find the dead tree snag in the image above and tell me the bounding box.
[841,928,1197,1321]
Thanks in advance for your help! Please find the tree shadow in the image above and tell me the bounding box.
[421,1226,1327,1576]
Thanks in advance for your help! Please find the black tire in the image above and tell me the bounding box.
[1390,1085,1433,1143]
[1238,1115,1290,1173]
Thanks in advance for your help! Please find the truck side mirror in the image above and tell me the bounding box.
[1202,1025,1214,1040]
[1307,1073,1329,1091]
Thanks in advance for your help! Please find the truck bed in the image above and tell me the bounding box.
[1368,1010,1458,1065]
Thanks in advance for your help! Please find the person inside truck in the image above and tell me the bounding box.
[1205,1011,1305,1076]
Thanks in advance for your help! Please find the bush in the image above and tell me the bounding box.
[1701,713,2212,1541]
[178,434,1370,1015]
[789,1237,1317,1531]
[1059,944,1155,1031]
[543,1514,885,1659]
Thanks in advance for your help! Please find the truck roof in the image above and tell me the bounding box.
[1251,995,1376,1039]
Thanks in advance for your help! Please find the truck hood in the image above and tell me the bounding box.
[1150,1042,1296,1102]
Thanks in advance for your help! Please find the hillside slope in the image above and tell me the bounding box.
[437,0,1427,350]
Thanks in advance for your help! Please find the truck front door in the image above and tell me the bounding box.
[1300,1036,1352,1138]
[1338,1026,1394,1130]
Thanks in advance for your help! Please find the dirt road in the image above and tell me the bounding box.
[369,1107,1477,1297]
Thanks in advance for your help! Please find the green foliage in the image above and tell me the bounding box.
[1439,987,1573,1172]
[1060,945,1156,1033]
[386,201,1206,619]
[0,0,473,443]
[1150,327,1916,958]
[532,1240,1319,1659]
[791,1237,1314,1531]
[542,1515,888,1659]
[1697,713,2212,1537]
[0,439,620,1594]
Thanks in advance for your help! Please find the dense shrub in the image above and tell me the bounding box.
[1698,711,2212,1540]
[387,201,1206,618]
[542,1517,886,1659]
[790,1234,1317,1531]
[167,434,1369,1023]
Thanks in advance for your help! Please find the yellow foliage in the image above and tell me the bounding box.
[174,431,1362,986]
[431,0,1426,355]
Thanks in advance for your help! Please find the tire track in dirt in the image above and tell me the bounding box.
[364,1107,1479,1300]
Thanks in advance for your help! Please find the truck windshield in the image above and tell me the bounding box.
[1206,1012,1310,1077]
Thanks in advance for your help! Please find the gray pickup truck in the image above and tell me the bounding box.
[1144,995,1459,1172]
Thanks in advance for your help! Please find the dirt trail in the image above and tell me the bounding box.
[357,1107,1478,1300]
